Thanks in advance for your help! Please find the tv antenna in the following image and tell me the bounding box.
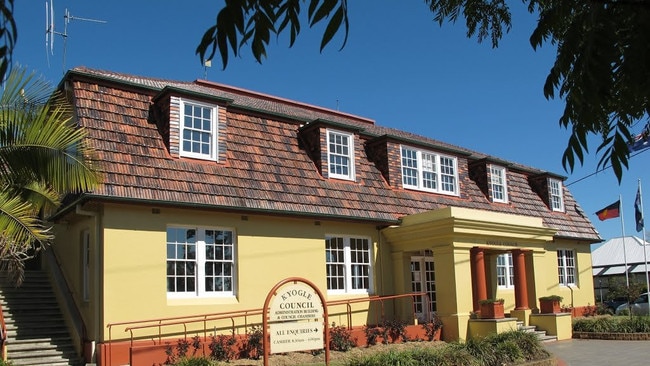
[45,0,107,73]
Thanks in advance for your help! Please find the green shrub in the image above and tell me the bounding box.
[382,319,408,343]
[163,337,196,365]
[573,317,617,332]
[539,295,563,302]
[241,325,263,359]
[573,315,650,333]
[616,316,650,332]
[419,318,443,341]
[345,330,548,366]
[208,334,236,361]
[478,298,504,305]
[172,356,213,366]
[363,324,381,346]
[329,322,356,351]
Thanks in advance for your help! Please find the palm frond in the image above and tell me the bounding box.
[0,189,52,246]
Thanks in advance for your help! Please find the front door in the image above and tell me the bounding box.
[410,255,436,321]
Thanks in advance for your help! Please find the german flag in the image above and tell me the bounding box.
[595,200,620,221]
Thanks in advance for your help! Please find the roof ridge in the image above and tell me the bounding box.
[194,79,374,125]
[71,66,193,86]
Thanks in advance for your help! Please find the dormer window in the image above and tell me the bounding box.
[327,129,355,180]
[180,99,219,161]
[401,146,458,195]
[549,178,564,212]
[489,165,508,203]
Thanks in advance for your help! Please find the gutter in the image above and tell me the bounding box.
[55,194,400,227]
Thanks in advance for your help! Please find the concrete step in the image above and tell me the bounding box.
[9,337,76,350]
[538,334,558,342]
[8,353,82,366]
[8,326,72,339]
[517,321,557,342]
[0,270,82,365]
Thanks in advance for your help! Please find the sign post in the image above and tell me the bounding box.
[263,278,329,366]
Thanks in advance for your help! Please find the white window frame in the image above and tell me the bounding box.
[549,179,564,212]
[179,99,219,161]
[166,226,236,298]
[326,129,355,181]
[496,253,514,288]
[490,165,508,203]
[400,145,458,195]
[557,249,576,286]
[325,235,372,295]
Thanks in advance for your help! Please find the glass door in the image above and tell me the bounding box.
[410,255,436,321]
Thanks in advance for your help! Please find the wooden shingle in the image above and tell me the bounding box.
[66,67,600,241]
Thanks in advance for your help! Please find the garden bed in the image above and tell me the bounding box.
[572,315,650,340]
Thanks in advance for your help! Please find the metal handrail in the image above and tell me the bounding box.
[0,300,7,361]
[44,248,89,358]
[327,292,430,328]
[106,292,429,364]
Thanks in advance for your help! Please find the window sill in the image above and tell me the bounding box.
[167,296,238,306]
[326,291,373,298]
[403,186,459,196]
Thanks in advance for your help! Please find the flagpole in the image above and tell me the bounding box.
[621,194,629,287]
[637,179,649,316]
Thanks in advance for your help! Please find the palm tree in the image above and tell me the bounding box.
[0,67,100,284]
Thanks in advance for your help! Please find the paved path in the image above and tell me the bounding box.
[544,339,649,365]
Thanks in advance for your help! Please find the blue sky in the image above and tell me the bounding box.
[13,1,650,242]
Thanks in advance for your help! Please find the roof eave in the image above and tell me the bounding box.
[59,194,400,226]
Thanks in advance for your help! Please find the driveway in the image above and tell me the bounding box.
[544,339,649,365]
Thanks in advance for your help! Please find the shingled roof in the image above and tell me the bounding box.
[62,67,600,242]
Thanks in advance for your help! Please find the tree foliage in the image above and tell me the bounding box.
[0,0,16,83]
[196,0,650,182]
[0,67,100,284]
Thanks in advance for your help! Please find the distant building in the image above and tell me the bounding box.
[592,236,650,301]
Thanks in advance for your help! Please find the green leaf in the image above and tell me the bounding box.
[310,0,338,26]
[320,5,344,52]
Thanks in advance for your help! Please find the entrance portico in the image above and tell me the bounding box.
[382,206,556,341]
[470,247,531,312]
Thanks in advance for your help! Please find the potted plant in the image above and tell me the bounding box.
[479,298,505,319]
[539,295,563,314]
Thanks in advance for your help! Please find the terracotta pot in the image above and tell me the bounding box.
[539,299,561,314]
[480,301,505,319]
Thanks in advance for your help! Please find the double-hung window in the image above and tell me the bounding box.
[490,165,508,203]
[400,146,458,195]
[180,99,219,161]
[167,226,235,297]
[325,236,372,294]
[327,130,355,180]
[557,249,576,286]
[549,179,564,212]
[496,253,514,288]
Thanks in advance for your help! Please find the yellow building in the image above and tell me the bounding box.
[42,68,600,365]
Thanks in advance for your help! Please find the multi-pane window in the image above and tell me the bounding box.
[400,146,458,195]
[325,236,372,294]
[557,249,576,286]
[167,227,235,297]
[180,100,218,161]
[549,179,564,212]
[490,165,508,203]
[327,130,354,180]
[496,253,514,288]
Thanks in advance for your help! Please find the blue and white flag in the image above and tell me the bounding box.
[635,185,644,232]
